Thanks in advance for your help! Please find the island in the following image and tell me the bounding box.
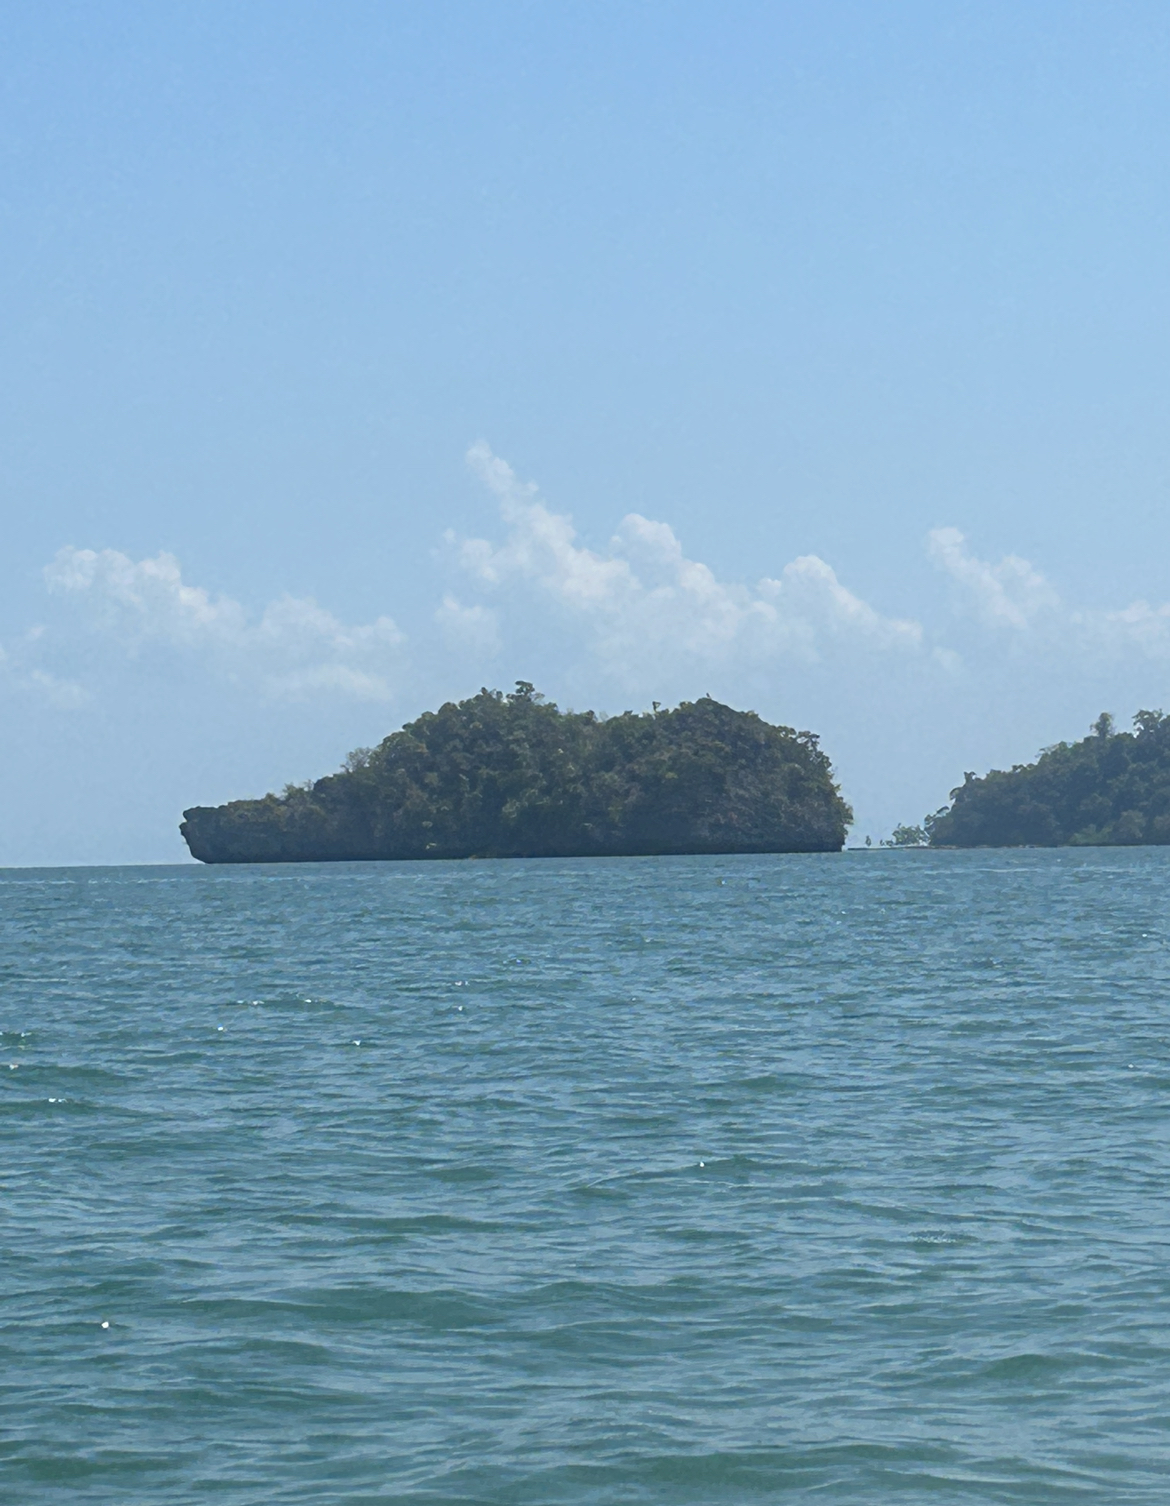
[180,684,852,863]
[926,710,1170,847]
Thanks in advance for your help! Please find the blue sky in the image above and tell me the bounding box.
[3,1,1170,862]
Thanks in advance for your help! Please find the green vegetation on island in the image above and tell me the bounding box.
[925,710,1170,847]
[180,684,853,863]
[883,824,929,848]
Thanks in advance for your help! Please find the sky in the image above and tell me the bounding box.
[3,0,1170,863]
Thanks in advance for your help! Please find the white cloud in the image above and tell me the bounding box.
[463,454,1170,683]
[927,527,1059,630]
[0,634,91,708]
[434,593,501,656]
[463,442,634,607]
[41,546,405,702]
[1084,599,1170,658]
[45,547,249,644]
[24,669,92,709]
[458,443,922,682]
[22,460,1170,740]
[760,554,923,650]
[928,528,1170,661]
[0,657,91,709]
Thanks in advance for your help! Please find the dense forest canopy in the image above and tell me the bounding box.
[181,684,852,863]
[926,710,1170,847]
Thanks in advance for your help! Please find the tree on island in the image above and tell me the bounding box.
[925,710,1170,847]
[881,824,928,848]
[181,684,853,863]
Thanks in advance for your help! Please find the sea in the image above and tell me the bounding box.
[4,849,1170,1503]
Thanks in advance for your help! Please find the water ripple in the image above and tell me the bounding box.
[4,849,1170,1501]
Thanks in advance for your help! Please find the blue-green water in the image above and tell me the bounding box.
[4,850,1170,1503]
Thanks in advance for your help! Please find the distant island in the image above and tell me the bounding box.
[926,710,1170,847]
[181,684,853,863]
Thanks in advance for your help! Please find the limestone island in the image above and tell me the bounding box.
[181,684,852,863]
[926,710,1170,847]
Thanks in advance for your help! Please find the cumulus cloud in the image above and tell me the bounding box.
[1091,599,1170,656]
[927,528,1170,661]
[41,547,405,701]
[457,443,922,682]
[461,453,1170,683]
[927,527,1059,630]
[0,633,91,708]
[23,456,1170,729]
[44,547,248,644]
[23,668,92,709]
[434,593,501,656]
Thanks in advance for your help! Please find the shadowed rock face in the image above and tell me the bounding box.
[181,687,852,864]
